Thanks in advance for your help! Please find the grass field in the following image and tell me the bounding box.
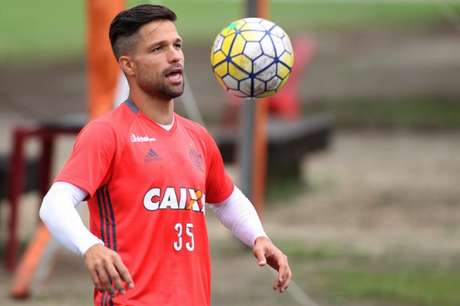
[215,240,460,306]
[1,0,459,60]
[285,244,460,306]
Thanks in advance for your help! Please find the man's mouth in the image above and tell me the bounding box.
[165,66,183,84]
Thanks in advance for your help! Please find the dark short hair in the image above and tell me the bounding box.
[109,4,177,59]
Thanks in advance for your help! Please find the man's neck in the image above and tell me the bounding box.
[129,89,174,125]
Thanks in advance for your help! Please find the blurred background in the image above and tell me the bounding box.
[1,0,460,305]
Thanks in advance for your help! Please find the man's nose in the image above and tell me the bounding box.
[168,46,183,63]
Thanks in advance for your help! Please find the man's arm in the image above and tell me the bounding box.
[39,182,101,254]
[39,182,134,295]
[209,186,292,292]
[208,186,267,246]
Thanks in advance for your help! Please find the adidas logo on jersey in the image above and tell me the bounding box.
[145,148,160,161]
[130,133,156,143]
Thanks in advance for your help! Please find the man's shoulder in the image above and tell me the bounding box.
[175,114,220,152]
[84,103,134,134]
[175,113,208,135]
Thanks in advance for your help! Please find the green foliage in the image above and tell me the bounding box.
[1,1,459,60]
[326,263,460,306]
[266,176,308,202]
[280,242,367,261]
[305,97,460,129]
[286,243,460,306]
[271,1,460,31]
[212,241,460,305]
[0,1,84,60]
[157,1,460,37]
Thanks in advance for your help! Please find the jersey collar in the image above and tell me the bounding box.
[124,98,178,134]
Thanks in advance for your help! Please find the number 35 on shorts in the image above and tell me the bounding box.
[173,222,195,252]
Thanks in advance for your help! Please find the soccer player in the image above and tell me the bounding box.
[39,4,291,306]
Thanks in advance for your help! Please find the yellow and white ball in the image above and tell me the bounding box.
[210,18,294,98]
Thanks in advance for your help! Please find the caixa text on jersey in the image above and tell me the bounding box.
[143,187,206,213]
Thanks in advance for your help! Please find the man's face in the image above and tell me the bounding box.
[128,20,184,99]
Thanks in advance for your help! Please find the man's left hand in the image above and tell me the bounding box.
[252,236,292,293]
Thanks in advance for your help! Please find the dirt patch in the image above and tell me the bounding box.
[265,131,460,258]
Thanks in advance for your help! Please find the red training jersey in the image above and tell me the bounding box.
[56,99,234,306]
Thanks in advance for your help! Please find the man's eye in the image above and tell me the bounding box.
[151,46,162,53]
[175,43,182,50]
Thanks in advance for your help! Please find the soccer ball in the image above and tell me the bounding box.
[210,18,294,99]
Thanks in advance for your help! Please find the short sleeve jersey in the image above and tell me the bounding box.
[56,100,234,306]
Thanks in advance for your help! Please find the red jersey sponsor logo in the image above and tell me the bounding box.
[143,187,205,213]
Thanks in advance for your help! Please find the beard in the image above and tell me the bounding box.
[156,80,184,99]
[137,72,185,100]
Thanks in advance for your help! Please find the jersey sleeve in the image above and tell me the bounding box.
[204,131,234,204]
[55,121,116,197]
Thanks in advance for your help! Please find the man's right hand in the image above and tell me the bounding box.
[83,244,135,295]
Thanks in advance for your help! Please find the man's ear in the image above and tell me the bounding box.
[119,56,136,76]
